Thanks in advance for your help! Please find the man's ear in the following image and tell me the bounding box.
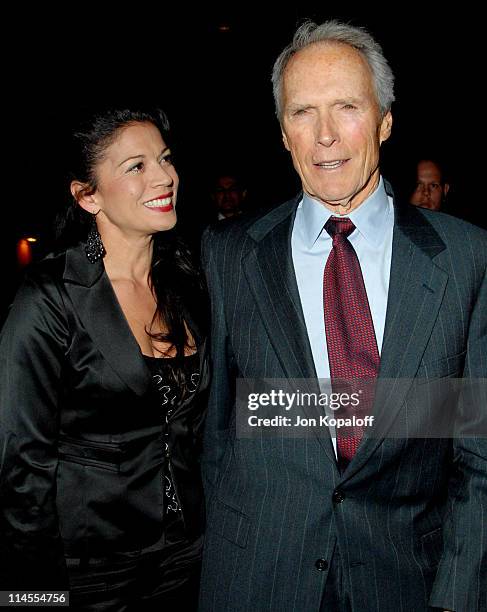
[282,130,290,152]
[379,111,393,144]
[70,181,99,214]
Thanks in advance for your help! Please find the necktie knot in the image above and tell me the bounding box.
[324,216,355,239]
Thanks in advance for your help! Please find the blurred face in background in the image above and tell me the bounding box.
[213,175,246,218]
[410,160,449,211]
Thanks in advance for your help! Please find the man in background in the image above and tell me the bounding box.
[211,172,248,220]
[410,158,450,211]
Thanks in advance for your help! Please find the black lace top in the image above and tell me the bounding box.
[143,352,200,537]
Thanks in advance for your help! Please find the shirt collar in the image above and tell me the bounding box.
[299,177,392,248]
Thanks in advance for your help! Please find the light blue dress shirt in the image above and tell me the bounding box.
[291,177,394,382]
[291,178,394,454]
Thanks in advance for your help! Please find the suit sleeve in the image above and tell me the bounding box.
[200,226,236,500]
[0,270,70,589]
[429,266,487,612]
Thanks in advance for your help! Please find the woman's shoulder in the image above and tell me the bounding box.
[2,253,73,345]
[2,249,74,334]
[24,249,69,285]
[22,242,95,289]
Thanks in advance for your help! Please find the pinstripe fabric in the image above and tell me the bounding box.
[199,185,487,612]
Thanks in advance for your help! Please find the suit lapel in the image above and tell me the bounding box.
[63,245,151,397]
[379,205,448,380]
[244,218,314,380]
[243,197,336,462]
[341,202,449,481]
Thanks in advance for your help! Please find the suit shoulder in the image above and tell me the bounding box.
[418,208,486,244]
[202,196,299,249]
[421,210,486,265]
[203,208,268,240]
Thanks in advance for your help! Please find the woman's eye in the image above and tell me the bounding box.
[128,162,144,173]
[160,154,173,165]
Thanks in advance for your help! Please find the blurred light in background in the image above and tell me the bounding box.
[16,237,38,267]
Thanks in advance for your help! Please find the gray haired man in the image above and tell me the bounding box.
[199,20,486,612]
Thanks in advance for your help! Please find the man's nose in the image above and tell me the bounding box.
[316,113,339,147]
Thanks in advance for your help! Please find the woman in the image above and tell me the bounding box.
[0,108,209,609]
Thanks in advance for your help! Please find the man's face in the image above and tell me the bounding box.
[213,176,245,217]
[280,42,392,213]
[410,160,449,211]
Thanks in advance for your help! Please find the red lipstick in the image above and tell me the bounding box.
[143,192,174,212]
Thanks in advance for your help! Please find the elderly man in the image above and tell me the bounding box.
[199,20,486,612]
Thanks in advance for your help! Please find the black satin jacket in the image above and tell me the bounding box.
[0,244,210,589]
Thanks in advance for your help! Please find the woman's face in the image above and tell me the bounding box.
[90,121,178,236]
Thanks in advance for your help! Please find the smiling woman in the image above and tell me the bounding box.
[0,108,209,610]
[72,121,179,239]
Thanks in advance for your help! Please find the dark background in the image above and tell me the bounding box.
[3,6,482,319]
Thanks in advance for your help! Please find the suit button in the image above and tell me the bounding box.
[332,490,345,504]
[315,559,328,571]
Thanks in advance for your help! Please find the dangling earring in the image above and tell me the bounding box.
[85,212,106,264]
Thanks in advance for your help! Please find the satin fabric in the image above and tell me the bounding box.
[67,537,202,611]
[0,243,209,590]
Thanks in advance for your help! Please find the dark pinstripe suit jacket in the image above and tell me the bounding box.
[199,186,487,612]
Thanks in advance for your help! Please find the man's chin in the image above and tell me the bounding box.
[305,190,355,213]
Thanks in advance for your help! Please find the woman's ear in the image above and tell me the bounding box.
[70,181,99,214]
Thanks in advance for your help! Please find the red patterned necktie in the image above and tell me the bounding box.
[323,216,380,469]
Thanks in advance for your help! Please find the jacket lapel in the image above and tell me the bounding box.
[341,202,449,481]
[243,196,315,381]
[243,196,336,462]
[63,245,151,397]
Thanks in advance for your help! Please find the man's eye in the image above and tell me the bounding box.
[430,183,440,190]
[342,104,356,110]
[129,162,144,173]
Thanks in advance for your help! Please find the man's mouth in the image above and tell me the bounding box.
[314,159,348,169]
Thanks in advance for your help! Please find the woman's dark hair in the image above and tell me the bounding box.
[56,107,172,245]
[149,230,208,359]
[57,107,207,356]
